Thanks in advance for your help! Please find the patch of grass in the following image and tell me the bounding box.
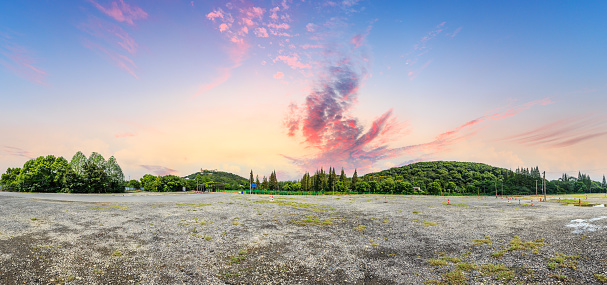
[189,227,199,233]
[232,221,240,226]
[492,250,506,259]
[30,217,38,221]
[111,250,123,257]
[354,225,367,231]
[595,273,607,283]
[423,221,437,227]
[424,270,467,285]
[508,236,545,253]
[369,240,378,247]
[194,218,206,225]
[428,259,448,266]
[205,235,213,241]
[481,264,515,281]
[370,217,377,220]
[254,200,318,211]
[412,211,420,214]
[443,256,461,263]
[176,203,210,207]
[472,236,492,246]
[229,249,248,265]
[446,203,467,207]
[91,205,124,210]
[550,274,568,281]
[92,269,103,274]
[549,252,579,269]
[291,215,337,226]
[457,262,477,271]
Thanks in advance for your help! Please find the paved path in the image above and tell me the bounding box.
[0,191,232,203]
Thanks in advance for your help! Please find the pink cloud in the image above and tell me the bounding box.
[273,71,284,79]
[274,54,310,69]
[0,32,47,85]
[79,17,138,54]
[268,23,290,30]
[140,165,178,176]
[501,114,607,148]
[3,146,34,159]
[449,26,462,38]
[89,0,148,25]
[206,9,224,21]
[254,27,268,37]
[219,23,229,32]
[306,23,317,32]
[351,33,364,49]
[114,132,136,138]
[415,22,446,51]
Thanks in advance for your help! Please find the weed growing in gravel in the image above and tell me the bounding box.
[424,221,437,227]
[92,205,124,210]
[229,249,248,265]
[481,264,514,281]
[290,215,342,226]
[204,235,212,241]
[232,221,239,226]
[548,252,579,270]
[424,270,467,285]
[177,203,210,207]
[194,218,206,225]
[443,256,461,263]
[30,217,38,221]
[254,200,318,211]
[550,274,568,281]
[412,211,420,213]
[354,225,367,231]
[595,273,607,283]
[492,236,545,259]
[445,203,467,207]
[428,259,448,266]
[111,250,123,257]
[92,269,103,274]
[369,240,378,247]
[472,236,492,246]
[456,262,477,271]
[189,227,199,233]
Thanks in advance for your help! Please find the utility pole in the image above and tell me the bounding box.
[543,171,547,201]
[535,180,538,196]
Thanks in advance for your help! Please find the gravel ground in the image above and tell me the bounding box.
[1,192,606,284]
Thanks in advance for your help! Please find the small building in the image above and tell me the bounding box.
[202,182,225,192]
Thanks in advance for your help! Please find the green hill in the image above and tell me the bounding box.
[184,169,248,189]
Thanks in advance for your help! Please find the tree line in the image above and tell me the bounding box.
[0,151,124,193]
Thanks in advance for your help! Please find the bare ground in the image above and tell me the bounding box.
[1,192,606,284]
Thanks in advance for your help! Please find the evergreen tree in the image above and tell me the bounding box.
[262,176,268,190]
[255,175,260,190]
[340,168,347,191]
[352,169,358,190]
[602,175,606,187]
[249,170,254,188]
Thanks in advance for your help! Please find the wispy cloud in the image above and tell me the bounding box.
[3,146,34,159]
[81,1,146,78]
[83,39,138,78]
[140,165,178,176]
[273,71,284,79]
[501,114,607,148]
[89,0,148,25]
[0,30,47,85]
[114,132,136,138]
[274,54,310,69]
[404,22,460,80]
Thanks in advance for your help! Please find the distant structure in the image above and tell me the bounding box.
[202,182,225,192]
[413,187,421,192]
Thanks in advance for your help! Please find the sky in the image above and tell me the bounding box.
[1,0,607,181]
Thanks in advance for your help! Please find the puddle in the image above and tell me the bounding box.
[566,216,607,233]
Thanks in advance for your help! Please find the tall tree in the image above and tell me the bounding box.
[340,168,347,191]
[602,175,606,187]
[352,169,359,189]
[255,175,260,190]
[249,170,254,188]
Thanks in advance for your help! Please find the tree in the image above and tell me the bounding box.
[255,175,260,190]
[262,176,268,190]
[603,175,606,187]
[339,168,348,191]
[249,170,254,188]
[352,169,359,188]
[427,182,442,195]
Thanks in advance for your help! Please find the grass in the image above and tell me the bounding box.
[92,269,103,274]
[229,249,248,265]
[369,240,378,247]
[194,218,206,225]
[595,274,607,283]
[492,236,545,258]
[354,225,367,231]
[428,259,448,266]
[254,200,318,211]
[550,274,568,281]
[291,215,343,226]
[111,250,123,257]
[548,252,579,270]
[92,205,124,210]
[456,262,477,271]
[232,221,240,226]
[412,211,420,213]
[176,203,210,207]
[205,235,213,241]
[472,236,492,246]
[424,221,437,227]
[30,217,38,221]
[481,263,515,281]
[424,270,467,285]
[445,203,467,207]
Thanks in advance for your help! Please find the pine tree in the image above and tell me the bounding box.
[249,170,254,188]
[602,175,606,187]
[255,175,260,190]
[352,169,358,190]
[262,176,268,190]
[340,168,347,191]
